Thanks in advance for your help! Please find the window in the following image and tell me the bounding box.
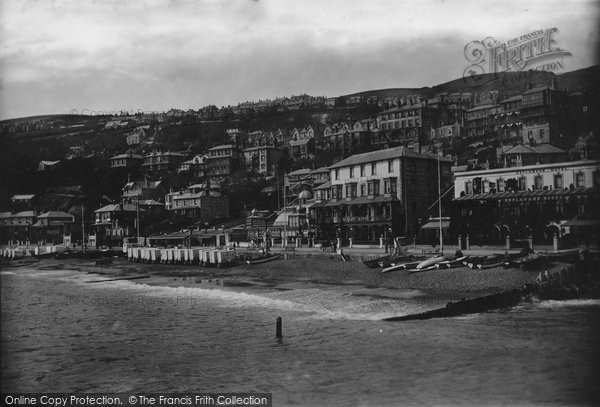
[388,160,394,173]
[349,167,354,178]
[554,174,563,189]
[465,181,472,195]
[534,175,543,190]
[335,169,339,180]
[371,163,377,175]
[360,184,366,196]
[497,179,505,192]
[384,178,397,194]
[482,180,489,193]
[367,182,374,195]
[575,172,585,188]
[373,181,380,196]
[360,165,365,177]
[345,183,357,198]
[518,177,526,191]
[594,171,600,188]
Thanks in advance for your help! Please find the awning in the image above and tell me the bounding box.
[421,220,450,229]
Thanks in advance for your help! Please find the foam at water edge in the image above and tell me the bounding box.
[537,299,600,308]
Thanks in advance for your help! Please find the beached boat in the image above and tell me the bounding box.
[246,253,281,265]
[5,257,40,267]
[436,255,469,269]
[504,253,548,270]
[381,261,420,273]
[473,253,520,269]
[416,256,446,270]
[408,264,438,274]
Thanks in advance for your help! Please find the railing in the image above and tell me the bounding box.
[343,215,390,223]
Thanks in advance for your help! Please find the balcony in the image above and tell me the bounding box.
[342,215,391,223]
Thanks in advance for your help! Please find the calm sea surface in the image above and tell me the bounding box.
[1,265,599,406]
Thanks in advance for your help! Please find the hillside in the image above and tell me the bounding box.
[341,65,600,102]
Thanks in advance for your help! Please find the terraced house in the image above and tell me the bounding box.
[451,160,600,246]
[376,104,438,150]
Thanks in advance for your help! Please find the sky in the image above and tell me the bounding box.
[0,0,598,120]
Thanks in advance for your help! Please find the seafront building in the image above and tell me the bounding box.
[93,203,144,247]
[310,147,453,243]
[451,160,600,246]
[164,183,229,223]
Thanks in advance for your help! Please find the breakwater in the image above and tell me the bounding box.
[385,260,600,321]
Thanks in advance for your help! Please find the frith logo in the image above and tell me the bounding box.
[463,28,572,87]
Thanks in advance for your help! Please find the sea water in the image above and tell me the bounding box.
[1,267,599,406]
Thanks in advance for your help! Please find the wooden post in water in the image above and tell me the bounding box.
[276,317,283,338]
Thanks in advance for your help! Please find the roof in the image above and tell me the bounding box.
[145,151,186,157]
[523,85,552,95]
[37,211,74,219]
[380,103,427,114]
[0,212,11,219]
[290,138,311,147]
[123,180,162,190]
[111,153,143,160]
[467,104,497,112]
[328,147,452,169]
[314,181,331,190]
[500,95,522,103]
[452,187,598,202]
[530,144,566,154]
[454,160,600,178]
[10,211,37,217]
[11,194,35,200]
[503,144,565,155]
[287,168,312,176]
[173,191,222,199]
[311,167,330,174]
[94,204,144,213]
[209,144,234,150]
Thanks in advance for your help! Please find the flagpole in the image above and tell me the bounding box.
[81,203,85,253]
[437,153,443,254]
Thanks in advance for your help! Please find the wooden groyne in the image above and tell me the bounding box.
[384,261,600,322]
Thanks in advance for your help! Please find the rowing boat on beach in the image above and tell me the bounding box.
[504,253,549,270]
[416,256,446,270]
[246,253,281,265]
[408,264,438,274]
[381,261,420,273]
[4,257,40,267]
[435,255,469,269]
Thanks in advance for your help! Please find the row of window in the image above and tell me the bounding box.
[464,172,592,194]
[380,119,421,130]
[380,110,420,120]
[330,178,398,199]
[334,161,396,180]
